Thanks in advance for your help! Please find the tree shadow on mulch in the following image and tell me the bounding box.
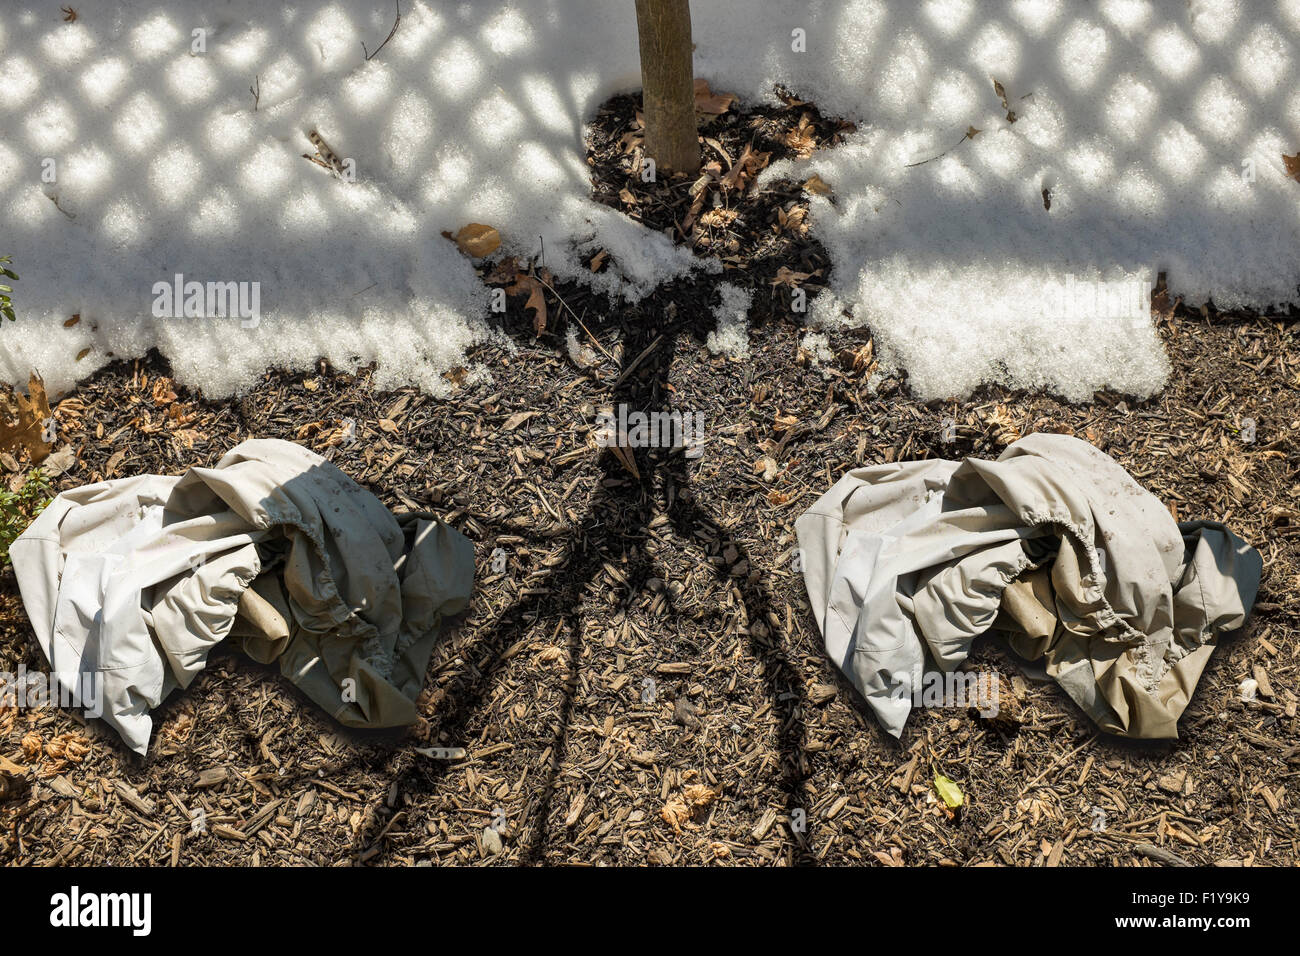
[380,89,861,864]
[389,282,816,864]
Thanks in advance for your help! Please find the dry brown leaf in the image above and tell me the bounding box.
[697,207,737,229]
[165,403,196,426]
[776,204,809,235]
[993,78,1018,123]
[0,373,53,463]
[771,266,813,288]
[1151,271,1179,321]
[1284,152,1300,182]
[20,732,42,760]
[982,403,1022,446]
[660,783,717,833]
[151,377,177,405]
[619,129,643,154]
[452,222,501,258]
[506,273,548,335]
[803,174,832,197]
[44,731,89,764]
[485,256,522,284]
[783,114,818,157]
[161,709,195,743]
[720,144,770,193]
[660,798,691,833]
[693,78,736,114]
[683,784,717,811]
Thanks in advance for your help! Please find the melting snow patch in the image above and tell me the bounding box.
[0,1,1296,401]
[706,283,753,359]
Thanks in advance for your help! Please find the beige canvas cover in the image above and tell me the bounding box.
[795,433,1260,739]
[11,439,474,754]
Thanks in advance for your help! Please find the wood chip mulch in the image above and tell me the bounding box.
[0,89,1296,867]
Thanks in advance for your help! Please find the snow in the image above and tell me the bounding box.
[755,1,1300,400]
[800,331,836,369]
[705,283,752,359]
[2,1,1299,402]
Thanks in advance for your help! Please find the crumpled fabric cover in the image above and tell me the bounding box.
[795,433,1261,739]
[11,439,474,754]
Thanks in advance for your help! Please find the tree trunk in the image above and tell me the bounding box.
[634,0,700,175]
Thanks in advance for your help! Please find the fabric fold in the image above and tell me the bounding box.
[11,439,474,754]
[796,433,1260,739]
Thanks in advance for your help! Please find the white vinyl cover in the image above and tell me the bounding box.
[10,439,474,754]
[795,433,1261,739]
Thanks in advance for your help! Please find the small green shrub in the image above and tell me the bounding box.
[0,256,17,324]
[0,469,52,565]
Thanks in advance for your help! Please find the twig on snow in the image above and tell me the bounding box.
[362,0,401,62]
[905,126,981,168]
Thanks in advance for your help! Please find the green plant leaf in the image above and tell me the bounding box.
[933,771,964,809]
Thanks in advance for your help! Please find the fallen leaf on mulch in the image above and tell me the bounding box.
[694,78,736,115]
[660,782,718,833]
[720,143,770,193]
[1151,272,1179,321]
[151,377,177,405]
[776,203,809,235]
[783,113,818,157]
[0,373,53,463]
[771,266,813,288]
[489,257,551,334]
[934,771,964,809]
[42,731,90,772]
[507,273,548,334]
[20,731,42,760]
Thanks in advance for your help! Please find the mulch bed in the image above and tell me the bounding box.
[0,89,1297,866]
